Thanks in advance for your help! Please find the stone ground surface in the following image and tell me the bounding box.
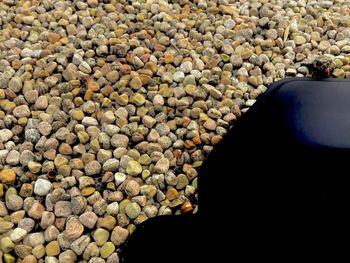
[1,0,350,262]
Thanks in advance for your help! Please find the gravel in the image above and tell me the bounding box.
[0,0,349,261]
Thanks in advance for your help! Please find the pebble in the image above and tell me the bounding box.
[10,227,27,242]
[54,201,72,217]
[34,179,52,196]
[9,76,22,93]
[111,226,129,246]
[59,250,77,263]
[155,158,170,174]
[180,61,193,73]
[35,96,48,110]
[65,218,84,241]
[111,134,129,148]
[46,241,60,256]
[0,129,13,142]
[125,180,140,197]
[71,235,91,256]
[126,160,142,176]
[0,169,16,184]
[93,228,110,246]
[100,242,115,259]
[125,202,141,219]
[85,161,102,176]
[79,62,92,74]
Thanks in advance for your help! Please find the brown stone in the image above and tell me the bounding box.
[28,202,45,220]
[47,32,60,44]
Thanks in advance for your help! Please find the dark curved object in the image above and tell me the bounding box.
[121,78,350,262]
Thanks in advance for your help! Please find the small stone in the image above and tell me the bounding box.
[54,201,72,217]
[126,160,142,176]
[0,169,16,184]
[93,228,110,246]
[85,160,102,176]
[106,202,119,216]
[115,173,127,186]
[24,90,38,103]
[47,32,60,43]
[111,226,129,246]
[125,180,140,197]
[131,93,146,106]
[140,185,157,199]
[25,129,40,143]
[318,40,331,51]
[34,179,52,196]
[40,211,55,229]
[166,187,179,201]
[173,71,185,82]
[3,253,15,263]
[0,220,13,234]
[125,202,141,219]
[7,194,23,211]
[294,36,306,45]
[68,235,89,256]
[111,134,129,148]
[203,119,217,131]
[59,250,77,263]
[9,76,22,93]
[35,96,48,110]
[79,61,92,74]
[46,241,60,256]
[180,61,193,73]
[100,242,115,259]
[155,158,170,174]
[103,159,120,172]
[1,237,15,253]
[79,211,98,229]
[28,202,45,219]
[129,76,142,90]
[65,218,84,241]
[153,94,164,106]
[0,129,13,142]
[6,150,20,165]
[13,105,30,118]
[82,117,99,126]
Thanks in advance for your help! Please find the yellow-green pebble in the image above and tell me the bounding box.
[99,242,115,259]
